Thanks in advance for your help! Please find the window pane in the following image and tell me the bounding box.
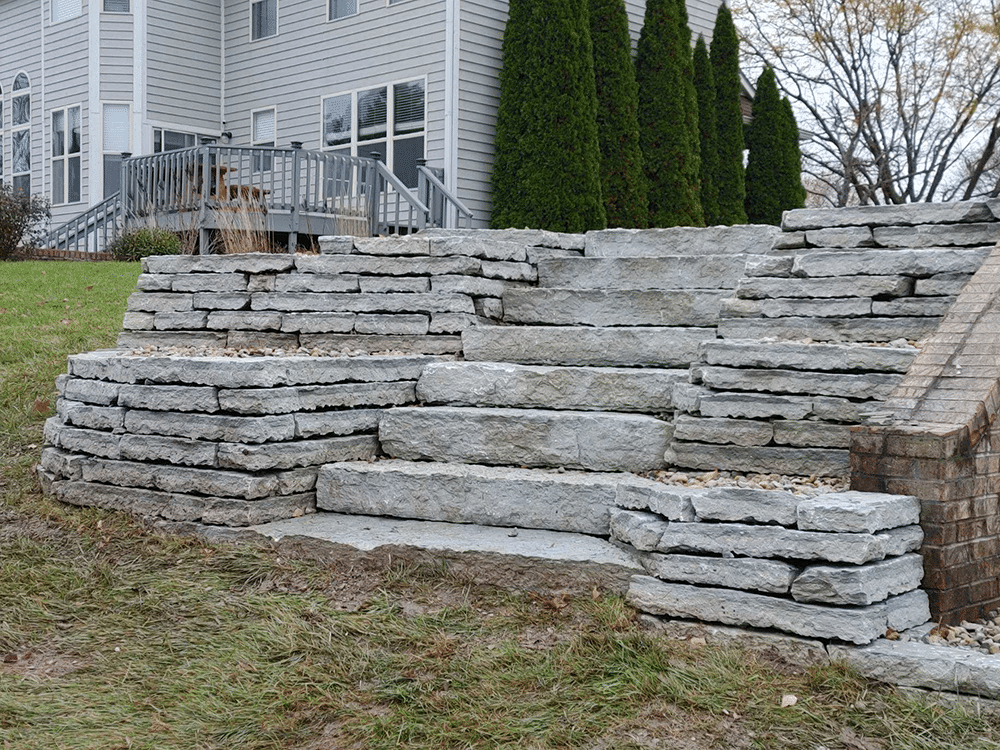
[53,160,64,203]
[13,174,30,195]
[329,0,356,18]
[102,104,130,152]
[13,130,30,172]
[104,153,122,198]
[357,140,386,163]
[323,95,351,147]
[52,0,82,23]
[104,0,129,11]
[394,80,424,135]
[357,87,387,142]
[13,73,29,91]
[68,155,81,202]
[163,130,193,151]
[253,109,275,142]
[68,107,81,153]
[154,129,162,153]
[53,110,65,157]
[393,135,423,189]
[13,95,30,126]
[252,0,276,39]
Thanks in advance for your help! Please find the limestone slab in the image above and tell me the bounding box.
[298,333,462,355]
[352,236,430,256]
[172,273,248,293]
[796,491,921,533]
[294,408,382,437]
[295,254,480,276]
[781,202,992,230]
[226,331,298,349]
[667,442,850,478]
[317,235,354,254]
[359,276,431,293]
[504,289,726,327]
[416,361,685,412]
[216,382,414,414]
[628,576,929,644]
[914,273,970,296]
[45,421,121,459]
[143,254,295,274]
[690,487,800,526]
[274,274,360,293]
[877,525,924,556]
[428,237,529,262]
[701,340,917,373]
[640,553,799,594]
[39,447,86,480]
[380,406,672,472]
[744,254,795,277]
[428,313,491,333]
[153,312,209,330]
[59,402,126,431]
[137,274,174,292]
[871,297,956,316]
[317,460,626,534]
[805,226,874,247]
[123,409,296,443]
[792,248,990,278]
[430,275,528,297]
[474,298,503,319]
[791,553,924,605]
[122,312,155,330]
[696,392,814,420]
[873,223,1000,247]
[736,275,913,300]
[279,313,356,333]
[670,383,711,414]
[721,298,872,319]
[119,434,218,466]
[251,292,474,315]
[699,366,902,400]
[206,311,283,330]
[462,326,715,368]
[772,420,852,449]
[480,260,537,282]
[610,509,669,551]
[126,292,193,312]
[78,457,279,499]
[811,396,870,422]
[191,292,250,310]
[217,434,378,471]
[717,316,940,343]
[354,314,429,336]
[585,226,781,257]
[672,415,773,446]
[117,331,228,349]
[423,227,586,250]
[537,256,747,290]
[614,479,698,522]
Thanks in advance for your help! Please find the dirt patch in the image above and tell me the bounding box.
[583,702,753,750]
[1,649,86,680]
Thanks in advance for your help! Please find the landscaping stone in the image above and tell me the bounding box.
[416,361,684,412]
[424,227,586,250]
[790,553,924,606]
[667,442,850,477]
[122,312,154,329]
[137,274,174,292]
[216,434,378,471]
[772,421,852,449]
[527,247,583,264]
[40,447,86,480]
[672,415,773,446]
[797,491,921,533]
[153,312,209,330]
[721,298,872,319]
[317,235,354,254]
[226,331,299,350]
[207,311,283,330]
[317,460,624,534]
[871,298,956,316]
[200,493,316,527]
[640,553,799,594]
[428,237,529,262]
[279,313,356,333]
[172,274,248,293]
[379,406,672,472]
[480,260,537,282]
[811,396,870,423]
[585,226,781,257]
[247,274,277,292]
[58,402,126,431]
[294,408,382,437]
[695,392,815,420]
[428,313,491,333]
[700,341,917,373]
[504,289,725,327]
[78,457,280,499]
[744,255,795,277]
[474,298,503,319]
[804,227,874,247]
[877,525,924,556]
[699,367,902,400]
[717,316,940,343]
[119,434,218,467]
[45,421,121,459]
[670,384,711,414]
[430,275,528,296]
[295,254,481,276]
[354,314,429,335]
[610,509,669,551]
[914,273,970,296]
[123,409,297,443]
[274,274,360,293]
[782,202,993,230]
[191,292,250,310]
[143,254,295,274]
[792,248,990,278]
[628,576,930,644]
[690,487,800,526]
[537,256,747,290]
[462,326,715,368]
[297,333,462,355]
[735,275,914,300]
[127,292,193,312]
[873,223,1000,247]
[359,276,431,293]
[353,236,430,256]
[251,292,474,315]
[613,480,696,522]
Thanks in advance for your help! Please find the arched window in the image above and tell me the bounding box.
[12,73,31,194]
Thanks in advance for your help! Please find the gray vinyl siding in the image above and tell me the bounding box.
[99,16,133,102]
[147,0,221,133]
[686,0,721,44]
[222,0,446,166]
[0,0,44,209]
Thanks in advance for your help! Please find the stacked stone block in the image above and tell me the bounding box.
[613,487,929,643]
[38,350,442,525]
[669,200,1000,477]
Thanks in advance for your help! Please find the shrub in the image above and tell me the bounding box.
[108,227,182,262]
[711,3,747,225]
[0,185,50,260]
[693,35,720,226]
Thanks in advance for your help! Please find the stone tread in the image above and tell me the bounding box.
[503,288,726,327]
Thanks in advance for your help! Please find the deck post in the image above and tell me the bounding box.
[288,142,303,253]
[197,146,211,254]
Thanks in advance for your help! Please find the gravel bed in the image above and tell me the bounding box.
[645,469,850,496]
[907,612,1000,655]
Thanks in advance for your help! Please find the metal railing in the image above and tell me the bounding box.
[417,163,474,229]
[43,193,124,253]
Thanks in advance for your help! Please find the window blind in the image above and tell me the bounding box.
[394,80,425,135]
[52,0,81,23]
[253,109,275,143]
[102,104,130,152]
[104,0,130,11]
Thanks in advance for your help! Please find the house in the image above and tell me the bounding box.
[0,0,728,241]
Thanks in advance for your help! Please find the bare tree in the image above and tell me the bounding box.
[735,0,1000,206]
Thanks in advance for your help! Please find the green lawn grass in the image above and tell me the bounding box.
[1,260,998,749]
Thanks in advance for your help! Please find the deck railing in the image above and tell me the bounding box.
[42,193,124,254]
[417,163,474,229]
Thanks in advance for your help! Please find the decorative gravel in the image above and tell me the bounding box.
[645,469,850,496]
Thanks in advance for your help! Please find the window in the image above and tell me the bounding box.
[328,0,356,20]
[52,0,82,23]
[153,129,198,152]
[321,78,425,188]
[102,103,130,198]
[52,106,82,204]
[251,0,277,40]
[12,73,31,194]
[103,0,130,11]
[252,108,276,171]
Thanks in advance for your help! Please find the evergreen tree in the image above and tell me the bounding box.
[636,0,703,227]
[693,35,720,225]
[781,96,807,210]
[745,66,787,225]
[589,0,648,228]
[710,3,747,224]
[490,0,605,232]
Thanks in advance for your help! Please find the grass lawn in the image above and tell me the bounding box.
[1,260,999,749]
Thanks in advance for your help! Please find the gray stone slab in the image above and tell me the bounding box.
[246,274,276,292]
[672,415,773,446]
[207,311,283,330]
[722,297,873,319]
[380,406,672,472]
[735,275,913,300]
[69,351,439,387]
[773,420,852,449]
[143,254,295,274]
[277,467,319,494]
[298,333,462,355]
[610,509,670,551]
[39,447,87,480]
[670,383,711,414]
[122,312,155,330]
[428,237,529,262]
[428,313,491,333]
[217,434,378,471]
[117,331,229,349]
[874,223,1000,248]
[77,457,280,499]
[317,460,627,534]
[462,326,716,368]
[585,226,782,257]
[226,331,299,349]
[696,391,815,420]
[744,254,795,277]
[279,313,356,333]
[119,434,218,467]
[871,297,955,316]
[359,276,431,293]
[701,340,917,373]
[628,576,929,644]
[877,525,924,556]
[667,442,850,478]
[249,511,641,593]
[772,232,808,250]
[126,292,193,312]
[62,378,121,406]
[797,491,921,533]
[700,366,903,400]
[152,312,208,330]
[480,260,537,282]
[58,402,126,431]
[44,421,121,459]
[691,487,800,526]
[537,256,747,290]
[805,227,874,247]
[614,479,698,522]
[504,289,726,327]
[474,298,503,319]
[827,639,1000,700]
[811,396,871,423]
[172,274,248,293]
[123,409,296,443]
[640,553,799,594]
[430,275,528,296]
[791,553,924,606]
[295,254,480,276]
[274,274,360,293]
[416,361,686,412]
[718,316,940,344]
[352,236,430,256]
[354,314,429,335]
[317,235,354,254]
[640,616,829,664]
[782,202,992,230]
[527,247,583,264]
[423,227,586,250]
[191,292,251,310]
[294,408,382,437]
[251,292,474,315]
[792,248,991,278]
[201,493,317,527]
[137,274,174,292]
[914,273,970,296]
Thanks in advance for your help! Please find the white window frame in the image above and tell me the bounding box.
[251,106,277,171]
[51,104,83,205]
[319,76,426,189]
[152,127,201,152]
[386,0,414,5]
[102,0,131,13]
[327,0,358,21]
[51,0,82,24]
[249,0,278,41]
[11,72,32,194]
[101,101,132,199]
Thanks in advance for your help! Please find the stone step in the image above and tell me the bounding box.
[667,440,850,477]
[379,406,672,472]
[537,256,746,290]
[717,316,940,343]
[461,326,717,368]
[585,226,781,257]
[247,512,641,593]
[701,340,917,373]
[416,361,687,412]
[503,289,726,327]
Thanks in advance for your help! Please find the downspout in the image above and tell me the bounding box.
[88,0,100,203]
[443,0,459,195]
